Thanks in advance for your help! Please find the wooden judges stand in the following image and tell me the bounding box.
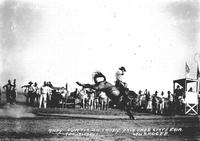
[173,78,199,115]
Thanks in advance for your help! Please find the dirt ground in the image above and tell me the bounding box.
[0,116,199,141]
[0,93,200,140]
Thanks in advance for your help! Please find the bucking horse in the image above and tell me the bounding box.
[76,71,138,119]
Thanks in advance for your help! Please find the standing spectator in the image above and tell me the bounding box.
[137,90,142,110]
[174,85,182,100]
[11,79,17,104]
[174,85,185,114]
[27,82,35,106]
[99,91,110,110]
[39,81,51,108]
[21,81,34,105]
[47,82,53,106]
[160,91,165,114]
[33,82,40,106]
[146,91,152,112]
[152,91,159,114]
[3,80,12,104]
[145,89,150,104]
[174,85,182,114]
[167,91,174,115]
[60,87,68,108]
[143,89,149,111]
[65,83,69,95]
[188,87,193,92]
[48,81,53,88]
[79,87,88,109]
[140,90,147,112]
[87,88,95,110]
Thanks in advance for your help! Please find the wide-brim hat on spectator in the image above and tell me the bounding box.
[29,81,33,85]
[119,66,126,72]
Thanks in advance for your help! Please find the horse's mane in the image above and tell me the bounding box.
[93,71,106,84]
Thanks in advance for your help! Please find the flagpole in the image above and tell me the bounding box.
[185,62,186,79]
[197,63,200,94]
[197,63,198,79]
[197,63,199,80]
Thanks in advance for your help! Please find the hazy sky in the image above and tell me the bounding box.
[0,0,199,93]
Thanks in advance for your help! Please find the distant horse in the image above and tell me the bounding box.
[76,71,138,119]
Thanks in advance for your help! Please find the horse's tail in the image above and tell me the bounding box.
[93,71,106,84]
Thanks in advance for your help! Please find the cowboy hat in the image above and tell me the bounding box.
[119,66,126,72]
[28,81,33,85]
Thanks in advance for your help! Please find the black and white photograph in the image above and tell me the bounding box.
[0,0,200,140]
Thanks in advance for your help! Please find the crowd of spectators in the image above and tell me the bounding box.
[135,86,200,115]
[0,80,200,115]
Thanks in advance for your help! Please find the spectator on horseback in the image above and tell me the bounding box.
[3,80,12,104]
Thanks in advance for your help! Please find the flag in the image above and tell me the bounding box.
[185,62,190,74]
[197,64,200,79]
